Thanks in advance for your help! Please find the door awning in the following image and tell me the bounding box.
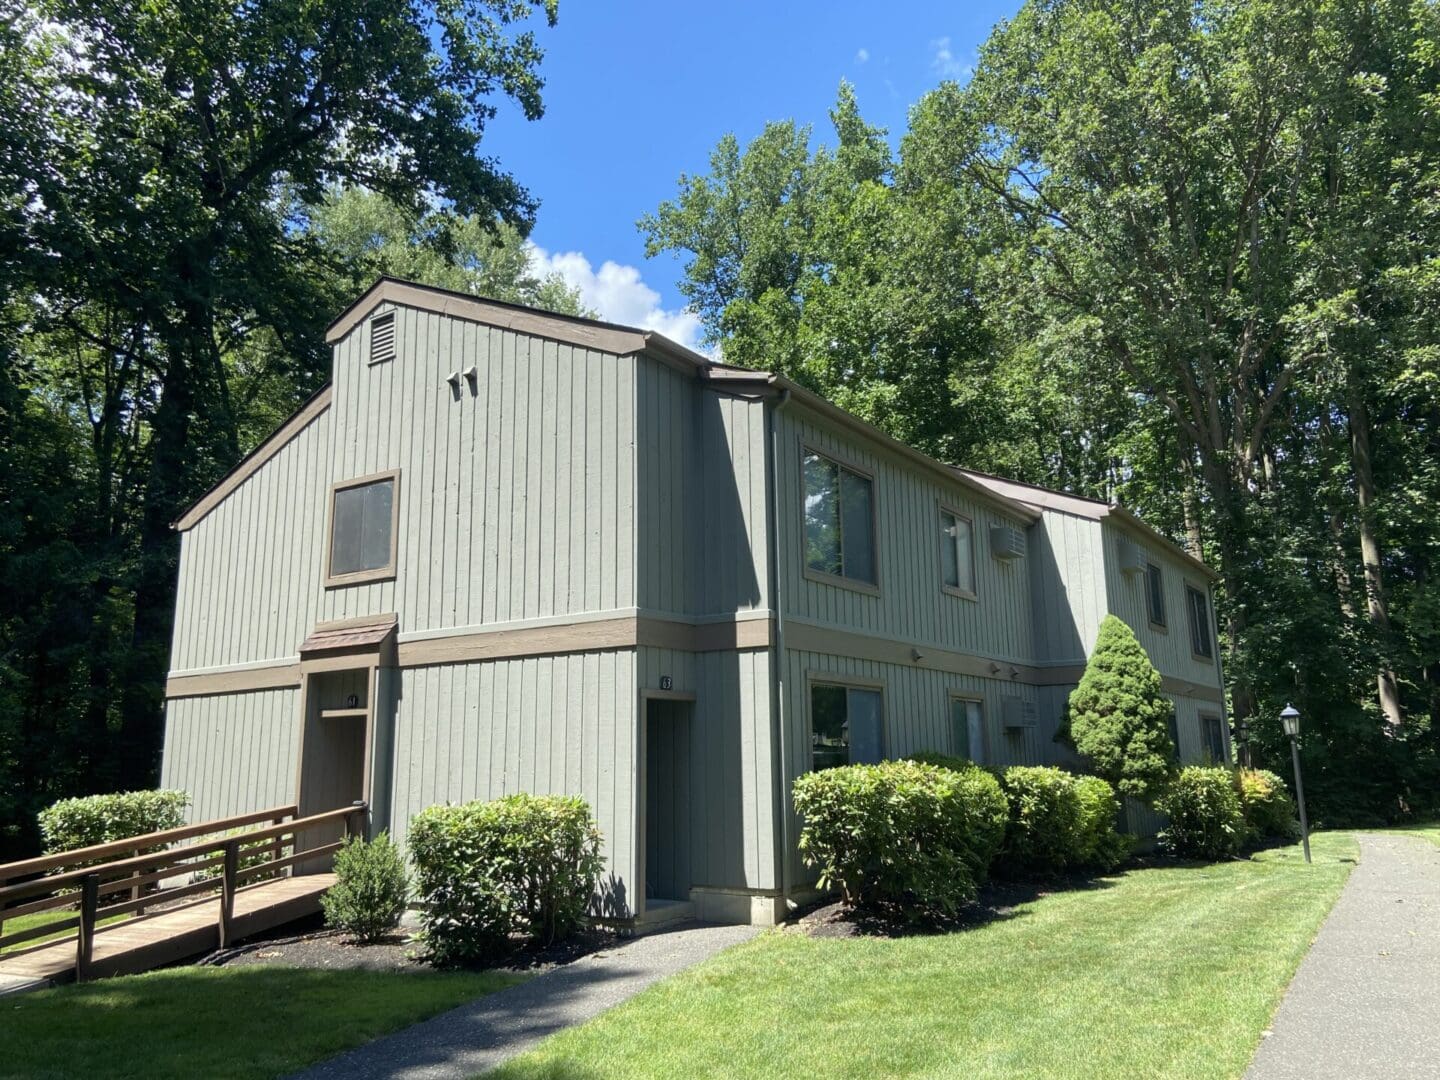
[299,615,398,670]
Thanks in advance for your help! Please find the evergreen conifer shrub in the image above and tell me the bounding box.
[1067,616,1177,803]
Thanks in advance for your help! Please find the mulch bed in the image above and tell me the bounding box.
[785,874,1115,940]
[202,914,619,975]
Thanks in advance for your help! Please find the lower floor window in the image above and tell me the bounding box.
[1202,715,1226,763]
[811,683,884,769]
[950,696,985,764]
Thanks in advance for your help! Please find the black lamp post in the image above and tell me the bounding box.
[1280,704,1311,864]
[1235,719,1251,768]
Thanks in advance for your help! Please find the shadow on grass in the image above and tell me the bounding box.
[790,872,1119,940]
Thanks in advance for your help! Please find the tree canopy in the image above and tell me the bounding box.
[0,0,563,856]
[648,0,1440,822]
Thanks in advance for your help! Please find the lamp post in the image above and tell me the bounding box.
[1280,704,1311,864]
[1235,720,1251,768]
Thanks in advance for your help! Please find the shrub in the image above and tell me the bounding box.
[192,828,293,882]
[1156,766,1245,859]
[792,760,1007,922]
[993,766,1084,878]
[1067,615,1177,803]
[322,833,410,942]
[1234,768,1300,843]
[38,790,190,854]
[1072,775,1132,871]
[409,794,604,966]
[988,767,1131,877]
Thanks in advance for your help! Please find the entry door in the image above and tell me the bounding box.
[950,696,985,764]
[644,698,693,903]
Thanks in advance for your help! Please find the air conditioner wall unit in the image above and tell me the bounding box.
[1117,537,1146,576]
[989,524,1026,560]
[1002,696,1038,729]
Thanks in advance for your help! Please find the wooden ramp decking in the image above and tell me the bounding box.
[0,873,335,990]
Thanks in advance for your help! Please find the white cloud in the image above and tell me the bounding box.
[930,36,972,80]
[855,47,869,64]
[526,243,708,355]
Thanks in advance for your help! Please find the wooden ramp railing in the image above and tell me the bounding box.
[0,801,366,983]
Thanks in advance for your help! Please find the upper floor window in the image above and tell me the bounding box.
[1186,584,1214,659]
[803,448,876,587]
[1145,561,1166,628]
[940,508,976,597]
[327,471,399,587]
[811,681,884,770]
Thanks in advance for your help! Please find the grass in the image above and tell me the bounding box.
[1381,821,1440,848]
[490,833,1359,1080]
[1,909,128,955]
[0,964,519,1080]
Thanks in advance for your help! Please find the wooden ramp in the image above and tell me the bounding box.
[0,803,366,993]
[0,873,335,988]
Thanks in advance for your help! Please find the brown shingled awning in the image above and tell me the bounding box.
[298,615,398,669]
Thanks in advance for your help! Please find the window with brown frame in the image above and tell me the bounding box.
[1145,561,1166,628]
[940,508,976,597]
[1186,584,1214,659]
[326,471,399,586]
[803,448,876,587]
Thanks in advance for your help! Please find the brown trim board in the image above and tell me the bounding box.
[166,663,302,699]
[173,386,333,532]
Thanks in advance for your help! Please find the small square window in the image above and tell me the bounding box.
[326,472,399,586]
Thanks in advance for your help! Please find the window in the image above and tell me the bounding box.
[1145,562,1166,628]
[949,696,985,764]
[940,509,976,597]
[803,449,876,587]
[1202,715,1226,763]
[1186,585,1214,658]
[369,312,396,364]
[327,472,399,586]
[810,682,883,770]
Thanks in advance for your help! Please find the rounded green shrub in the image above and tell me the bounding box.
[1156,766,1245,859]
[792,759,1007,922]
[1234,768,1300,843]
[409,794,604,966]
[1067,615,1177,803]
[1072,775,1132,871]
[38,789,190,854]
[993,766,1084,878]
[321,832,410,942]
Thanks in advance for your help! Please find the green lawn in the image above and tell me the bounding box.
[1384,822,1440,848]
[0,965,518,1080]
[491,833,1358,1080]
[1,909,129,955]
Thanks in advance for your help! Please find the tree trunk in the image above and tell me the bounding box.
[1347,383,1403,727]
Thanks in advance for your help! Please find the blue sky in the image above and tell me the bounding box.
[482,0,1021,349]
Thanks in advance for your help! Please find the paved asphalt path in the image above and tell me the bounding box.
[1246,832,1440,1080]
[288,921,761,1080]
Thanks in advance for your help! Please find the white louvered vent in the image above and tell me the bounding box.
[1002,697,1038,729]
[369,312,396,365]
[989,524,1026,560]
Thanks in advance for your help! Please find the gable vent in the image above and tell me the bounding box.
[369,312,396,364]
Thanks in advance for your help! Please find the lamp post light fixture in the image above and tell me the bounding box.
[1280,704,1311,864]
[1235,720,1251,769]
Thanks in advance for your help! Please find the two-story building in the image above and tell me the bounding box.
[161,278,1228,926]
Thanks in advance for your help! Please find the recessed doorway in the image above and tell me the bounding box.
[643,696,694,907]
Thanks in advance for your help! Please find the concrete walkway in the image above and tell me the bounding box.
[1246,833,1440,1080]
[289,922,761,1080]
